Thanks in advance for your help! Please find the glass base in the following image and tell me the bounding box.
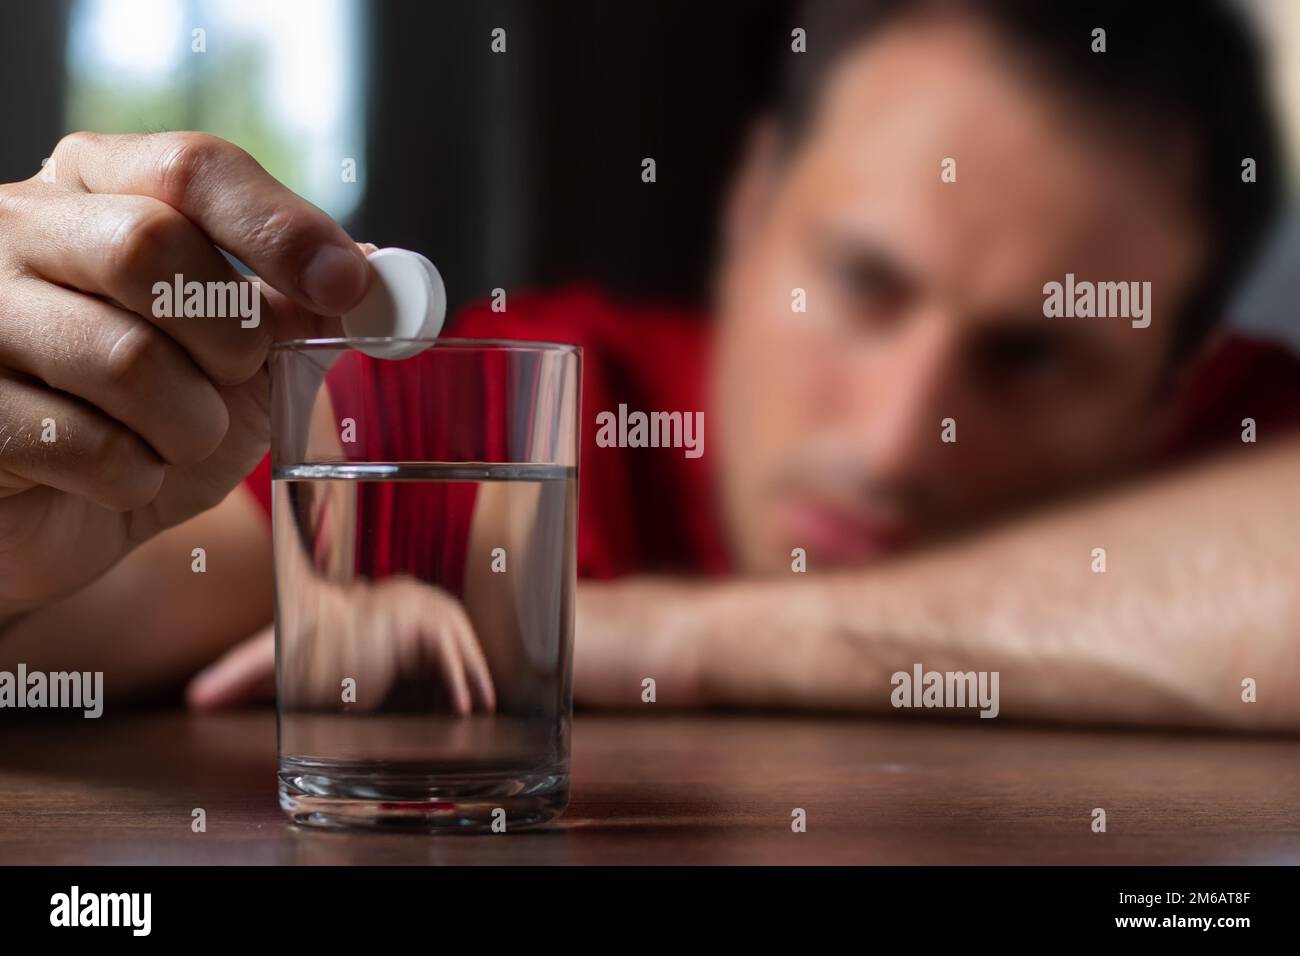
[278,764,569,831]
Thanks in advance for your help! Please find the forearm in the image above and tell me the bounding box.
[693,440,1300,729]
[0,488,274,701]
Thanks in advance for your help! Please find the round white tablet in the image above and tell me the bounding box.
[341,248,447,359]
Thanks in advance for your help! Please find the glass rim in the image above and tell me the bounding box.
[270,336,581,354]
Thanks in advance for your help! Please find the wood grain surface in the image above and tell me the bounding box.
[1,710,1298,865]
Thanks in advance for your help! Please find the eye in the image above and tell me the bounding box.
[973,329,1068,384]
[829,257,907,314]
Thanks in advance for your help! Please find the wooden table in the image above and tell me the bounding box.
[1,710,1298,865]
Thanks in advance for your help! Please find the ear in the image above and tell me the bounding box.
[723,117,783,253]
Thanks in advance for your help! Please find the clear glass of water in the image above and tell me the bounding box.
[269,338,580,830]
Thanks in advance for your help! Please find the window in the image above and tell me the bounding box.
[66,0,366,221]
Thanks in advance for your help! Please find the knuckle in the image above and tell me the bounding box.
[154,132,241,205]
[54,130,97,152]
[244,204,308,258]
[50,131,97,170]
[102,321,166,388]
[105,202,184,279]
[0,183,28,224]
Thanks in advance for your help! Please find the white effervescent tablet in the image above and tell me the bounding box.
[342,248,447,359]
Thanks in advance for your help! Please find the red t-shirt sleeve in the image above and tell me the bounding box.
[447,288,643,579]
[242,446,273,525]
[237,284,729,579]
[1152,333,1300,463]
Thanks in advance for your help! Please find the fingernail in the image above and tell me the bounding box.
[300,243,369,313]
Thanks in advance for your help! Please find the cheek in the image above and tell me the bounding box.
[962,324,1170,480]
[1040,387,1152,470]
[716,255,828,472]
[1044,344,1169,466]
[717,308,805,462]
[959,376,1157,498]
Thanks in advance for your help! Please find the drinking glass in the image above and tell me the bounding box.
[269,337,580,830]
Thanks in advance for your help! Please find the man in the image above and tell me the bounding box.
[1,0,1297,727]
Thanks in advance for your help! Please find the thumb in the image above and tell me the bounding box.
[259,241,378,343]
[186,624,276,711]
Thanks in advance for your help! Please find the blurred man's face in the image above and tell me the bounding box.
[712,16,1206,574]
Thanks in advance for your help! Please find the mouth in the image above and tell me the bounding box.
[775,495,913,565]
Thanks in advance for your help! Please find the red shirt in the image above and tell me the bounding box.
[243,285,1300,580]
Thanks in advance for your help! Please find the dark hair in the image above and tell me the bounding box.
[777,0,1286,360]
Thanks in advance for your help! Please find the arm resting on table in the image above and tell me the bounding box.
[577,439,1300,729]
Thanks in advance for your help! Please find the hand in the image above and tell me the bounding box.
[0,131,371,619]
[187,575,496,714]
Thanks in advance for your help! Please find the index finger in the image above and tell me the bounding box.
[42,131,370,316]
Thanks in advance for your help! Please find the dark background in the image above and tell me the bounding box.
[1,0,793,316]
[1,0,1296,338]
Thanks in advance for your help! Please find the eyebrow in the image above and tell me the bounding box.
[812,223,1132,361]
[811,225,922,301]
